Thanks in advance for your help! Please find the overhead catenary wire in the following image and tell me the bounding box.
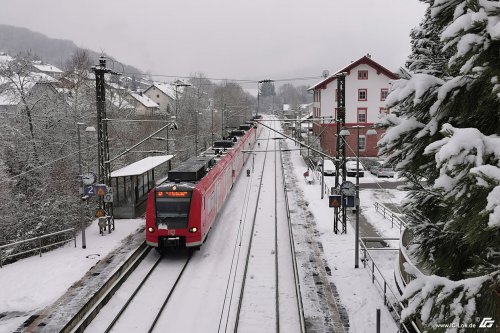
[120,72,323,86]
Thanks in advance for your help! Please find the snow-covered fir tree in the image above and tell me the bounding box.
[379,0,500,329]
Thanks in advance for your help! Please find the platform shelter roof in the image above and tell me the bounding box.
[111,155,174,177]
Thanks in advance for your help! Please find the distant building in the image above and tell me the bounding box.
[308,54,398,157]
[143,83,177,115]
[32,60,64,79]
[0,72,62,113]
[126,91,159,115]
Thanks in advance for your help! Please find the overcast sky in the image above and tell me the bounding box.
[0,0,426,88]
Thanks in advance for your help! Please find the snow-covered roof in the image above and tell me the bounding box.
[0,53,13,64]
[111,155,174,177]
[110,94,134,109]
[146,83,177,100]
[129,92,159,108]
[308,55,399,91]
[0,72,58,105]
[32,63,63,74]
[107,82,126,90]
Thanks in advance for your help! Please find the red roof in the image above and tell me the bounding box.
[308,55,399,90]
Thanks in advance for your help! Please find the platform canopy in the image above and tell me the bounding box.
[111,155,174,178]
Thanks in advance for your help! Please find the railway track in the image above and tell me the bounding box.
[232,119,306,333]
[83,251,192,333]
[61,243,192,333]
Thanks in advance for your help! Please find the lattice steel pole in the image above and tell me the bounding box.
[92,56,120,232]
[334,73,347,234]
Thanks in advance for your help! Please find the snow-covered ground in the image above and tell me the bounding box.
[0,219,144,332]
[284,138,407,332]
[0,122,409,333]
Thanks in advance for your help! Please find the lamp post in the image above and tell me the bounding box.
[173,80,191,119]
[195,111,201,155]
[77,124,96,249]
[211,108,218,146]
[339,125,377,268]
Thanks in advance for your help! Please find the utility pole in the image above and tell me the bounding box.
[92,56,120,233]
[77,123,86,248]
[334,73,347,234]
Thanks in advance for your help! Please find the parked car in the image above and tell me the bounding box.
[318,159,336,176]
[346,161,365,177]
[370,161,383,175]
[376,165,396,178]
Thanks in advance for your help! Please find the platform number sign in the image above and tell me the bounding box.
[83,185,96,196]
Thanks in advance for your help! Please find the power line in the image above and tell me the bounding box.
[121,72,322,85]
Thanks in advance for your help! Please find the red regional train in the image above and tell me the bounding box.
[146,119,262,250]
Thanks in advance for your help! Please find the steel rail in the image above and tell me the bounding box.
[274,129,280,333]
[278,140,307,333]
[64,242,151,333]
[103,255,163,332]
[148,253,193,333]
[233,123,273,332]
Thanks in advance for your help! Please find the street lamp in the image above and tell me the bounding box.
[211,108,218,146]
[77,123,96,249]
[172,80,191,119]
[339,125,377,268]
[195,111,203,155]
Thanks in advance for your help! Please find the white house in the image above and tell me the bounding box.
[126,91,159,116]
[32,60,64,79]
[308,54,398,157]
[143,83,177,115]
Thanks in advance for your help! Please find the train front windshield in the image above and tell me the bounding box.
[155,190,192,229]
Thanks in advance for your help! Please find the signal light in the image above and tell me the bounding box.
[148,227,155,233]
[189,227,198,233]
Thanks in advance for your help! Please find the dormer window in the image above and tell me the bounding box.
[358,70,368,80]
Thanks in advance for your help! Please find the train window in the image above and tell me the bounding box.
[156,197,191,228]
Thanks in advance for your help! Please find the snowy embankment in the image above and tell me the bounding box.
[0,219,144,332]
[285,139,405,332]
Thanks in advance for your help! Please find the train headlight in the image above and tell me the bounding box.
[148,227,155,233]
[189,227,198,233]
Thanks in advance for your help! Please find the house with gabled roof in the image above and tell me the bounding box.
[143,82,177,115]
[32,60,64,79]
[0,72,62,113]
[126,91,159,115]
[308,54,398,157]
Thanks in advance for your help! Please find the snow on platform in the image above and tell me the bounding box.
[0,218,145,332]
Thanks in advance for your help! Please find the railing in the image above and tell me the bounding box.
[359,237,404,321]
[0,228,76,267]
[374,202,407,232]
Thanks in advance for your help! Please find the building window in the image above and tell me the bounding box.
[314,90,320,102]
[357,108,367,123]
[358,135,366,150]
[358,70,368,80]
[380,89,389,101]
[358,89,367,101]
